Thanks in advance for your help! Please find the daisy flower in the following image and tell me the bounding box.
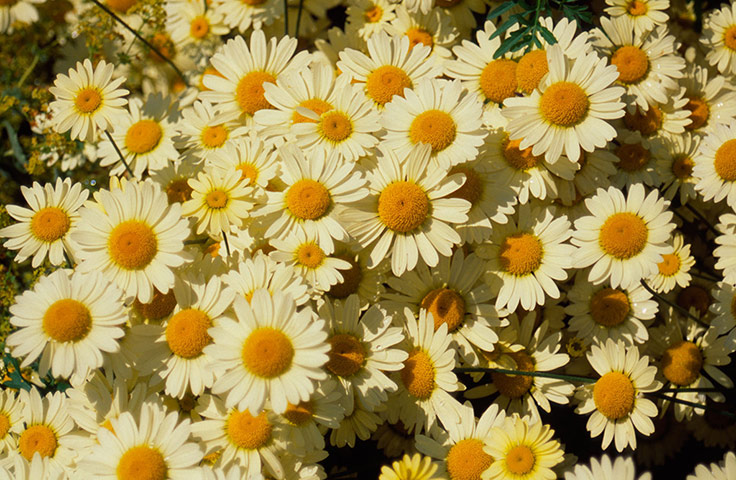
[388,6,457,65]
[201,31,310,123]
[687,451,736,480]
[97,94,179,178]
[150,160,199,205]
[177,100,246,163]
[714,212,736,285]
[680,64,736,133]
[0,177,88,268]
[709,282,736,335]
[336,30,440,108]
[49,59,128,142]
[604,0,670,35]
[0,0,43,33]
[79,401,204,479]
[211,0,280,33]
[329,398,383,447]
[703,2,736,76]
[381,78,485,169]
[656,133,701,205]
[647,233,694,293]
[388,307,463,433]
[379,454,444,480]
[575,339,662,452]
[4,453,67,480]
[502,45,625,164]
[209,134,279,195]
[6,269,127,385]
[485,416,564,480]
[0,390,23,454]
[325,244,388,307]
[319,295,408,414]
[345,0,397,40]
[610,131,663,190]
[557,148,619,205]
[571,183,675,290]
[621,91,692,140]
[591,16,685,111]
[695,121,736,210]
[564,454,651,480]
[206,289,329,414]
[182,167,255,236]
[345,144,470,277]
[223,251,310,307]
[166,0,228,49]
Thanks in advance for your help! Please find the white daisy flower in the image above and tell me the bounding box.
[714,212,736,286]
[680,64,736,133]
[177,99,246,163]
[211,0,280,33]
[0,0,43,33]
[703,2,736,76]
[565,454,651,480]
[647,233,694,293]
[345,0,397,40]
[223,251,310,307]
[5,452,67,480]
[379,453,444,480]
[208,134,279,196]
[387,6,458,65]
[695,121,736,211]
[0,390,23,455]
[610,131,663,190]
[656,133,701,205]
[324,243,388,307]
[150,159,200,205]
[166,0,228,48]
[557,148,619,206]
[329,398,383,448]
[604,0,670,35]
[709,282,736,335]
[687,451,736,480]
[621,89,692,140]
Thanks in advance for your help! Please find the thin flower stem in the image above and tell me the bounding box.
[222,231,231,256]
[90,0,189,87]
[684,202,719,235]
[454,367,596,384]
[283,0,289,36]
[660,387,722,393]
[16,52,40,88]
[649,391,736,419]
[689,269,720,282]
[639,279,711,329]
[295,0,305,38]
[183,237,209,245]
[104,130,135,178]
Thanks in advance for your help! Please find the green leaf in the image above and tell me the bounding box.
[538,25,557,45]
[490,14,527,41]
[486,0,516,20]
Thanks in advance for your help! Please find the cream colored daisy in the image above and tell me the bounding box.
[502,45,625,164]
[714,212,736,285]
[4,452,67,480]
[324,243,388,307]
[6,269,127,386]
[647,233,694,293]
[345,144,470,276]
[0,0,43,33]
[379,453,444,480]
[680,64,736,134]
[49,59,128,142]
[709,282,736,335]
[0,390,23,454]
[177,99,246,163]
[695,121,736,210]
[387,6,457,65]
[575,339,662,452]
[621,91,692,140]
[208,134,279,196]
[329,397,383,447]
[565,454,652,480]
[345,0,396,40]
[150,159,199,205]
[687,451,736,480]
[571,183,675,290]
[0,177,88,268]
[604,0,670,35]
[206,289,329,414]
[610,131,663,190]
[656,133,701,205]
[223,251,310,307]
[72,179,192,303]
[211,0,280,33]
[556,148,619,206]
[703,2,736,76]
[166,0,228,48]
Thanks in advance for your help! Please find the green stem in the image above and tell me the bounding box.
[639,279,711,329]
[283,0,289,36]
[684,202,718,235]
[183,237,209,245]
[660,387,721,393]
[16,52,40,88]
[295,0,304,38]
[222,231,231,256]
[649,392,736,419]
[104,130,135,178]
[454,367,596,384]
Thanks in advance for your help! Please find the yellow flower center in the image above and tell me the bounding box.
[106,0,137,12]
[226,409,272,450]
[449,166,482,206]
[109,220,158,270]
[149,33,175,63]
[401,349,435,400]
[506,445,535,476]
[446,438,493,480]
[286,179,331,220]
[125,120,163,154]
[611,45,649,84]
[657,253,681,277]
[295,243,326,269]
[326,333,366,377]
[491,351,534,399]
[328,256,362,299]
[677,285,710,317]
[318,111,353,143]
[74,87,102,114]
[283,401,314,426]
[724,25,736,51]
[409,109,456,153]
[540,81,589,127]
[0,413,10,439]
[165,309,212,358]
[242,327,294,378]
[672,155,695,180]
[30,207,70,242]
[236,71,276,116]
[406,27,433,49]
[421,288,466,332]
[627,0,648,15]
[19,425,58,460]
[201,125,228,148]
[480,59,517,104]
[293,98,333,123]
[615,142,650,172]
[623,105,662,136]
[502,137,542,171]
[237,163,259,186]
[499,233,543,276]
[364,4,382,22]
[134,289,177,321]
[661,340,703,386]
[594,371,635,420]
[598,212,648,260]
[365,65,412,106]
[516,49,547,94]
[590,288,630,327]
[190,16,209,39]
[714,139,736,182]
[684,96,709,130]
[166,178,193,204]
[206,190,228,209]
[43,298,92,343]
[378,181,429,233]
[116,446,167,480]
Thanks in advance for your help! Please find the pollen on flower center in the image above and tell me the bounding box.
[611,45,649,84]
[0,413,9,439]
[206,190,229,209]
[201,125,229,148]
[19,425,58,460]
[714,139,736,182]
[286,179,331,220]
[378,181,429,233]
[227,409,272,450]
[134,289,177,321]
[116,446,167,480]
[328,256,362,298]
[724,25,736,51]
[190,16,209,39]
[283,401,314,426]
[318,111,353,143]
[480,59,518,104]
[30,207,70,242]
[106,0,137,12]
[326,333,366,377]
[125,120,163,154]
[590,288,630,327]
[421,288,466,332]
[409,109,457,153]
[661,340,703,386]
[502,138,542,171]
[516,49,548,94]
[406,27,433,49]
[506,445,535,475]
[296,243,326,269]
[672,155,695,180]
[364,5,382,22]
[165,309,212,358]
[658,253,681,277]
[594,371,635,419]
[236,71,276,116]
[293,98,333,123]
[540,81,590,127]
[492,351,534,399]
[684,96,709,130]
[166,178,193,204]
[627,0,648,15]
[75,87,102,114]
[445,438,493,480]
[401,349,436,400]
[43,298,92,343]
[624,105,663,136]
[365,65,412,106]
[449,166,483,206]
[499,233,543,276]
[599,212,648,259]
[615,143,650,172]
[108,221,158,270]
[242,327,294,378]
